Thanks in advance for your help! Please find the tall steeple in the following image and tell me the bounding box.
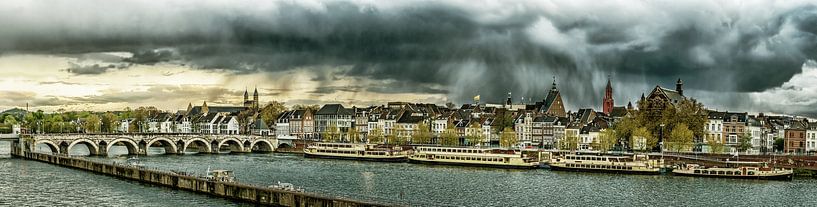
[603,75,614,115]
[551,76,558,91]
[253,87,260,111]
[243,87,249,103]
[676,78,684,96]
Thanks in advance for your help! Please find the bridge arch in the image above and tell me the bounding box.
[34,140,60,154]
[106,138,140,156]
[217,138,244,153]
[250,139,275,152]
[68,139,100,156]
[146,137,179,155]
[183,138,212,153]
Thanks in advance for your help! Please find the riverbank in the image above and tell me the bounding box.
[14,151,389,207]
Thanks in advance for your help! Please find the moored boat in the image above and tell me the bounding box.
[672,161,793,181]
[303,142,409,162]
[202,167,236,182]
[408,146,540,169]
[548,154,663,174]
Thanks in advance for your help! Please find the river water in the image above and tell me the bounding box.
[2,141,817,206]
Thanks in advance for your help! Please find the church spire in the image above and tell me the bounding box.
[603,75,614,114]
[243,87,249,102]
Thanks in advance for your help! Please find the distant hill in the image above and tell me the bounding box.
[1,108,28,116]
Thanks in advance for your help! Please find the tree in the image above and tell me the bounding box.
[499,127,517,148]
[386,128,402,145]
[773,138,784,153]
[440,125,459,146]
[260,101,288,126]
[322,122,339,142]
[412,123,432,145]
[3,115,17,125]
[593,129,617,153]
[737,133,753,152]
[101,112,119,133]
[707,135,725,154]
[131,106,149,133]
[368,126,384,144]
[667,123,694,152]
[347,127,359,143]
[466,123,483,146]
[630,127,654,152]
[560,132,579,151]
[85,114,101,133]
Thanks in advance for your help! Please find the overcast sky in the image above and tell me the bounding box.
[0,0,816,116]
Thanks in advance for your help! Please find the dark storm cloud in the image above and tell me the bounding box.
[64,63,117,75]
[2,1,817,113]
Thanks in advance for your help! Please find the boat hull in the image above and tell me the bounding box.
[408,158,540,169]
[548,164,662,175]
[672,171,793,181]
[304,152,407,162]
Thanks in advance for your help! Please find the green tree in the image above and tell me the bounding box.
[3,115,17,125]
[260,101,288,126]
[85,114,101,133]
[440,125,459,146]
[412,123,432,145]
[773,137,784,153]
[347,127,359,143]
[630,127,654,152]
[466,123,483,146]
[292,104,320,111]
[667,123,694,152]
[707,135,725,153]
[101,112,119,133]
[737,133,753,152]
[322,122,339,142]
[560,132,579,151]
[368,126,384,144]
[499,127,517,148]
[593,129,617,153]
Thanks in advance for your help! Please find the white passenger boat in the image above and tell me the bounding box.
[408,146,540,169]
[202,167,236,182]
[304,142,409,162]
[548,154,663,174]
[673,161,793,181]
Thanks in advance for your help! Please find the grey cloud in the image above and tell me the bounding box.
[64,63,116,75]
[2,1,817,114]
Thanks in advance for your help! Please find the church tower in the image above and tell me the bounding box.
[243,88,249,107]
[676,78,684,96]
[603,76,614,115]
[253,87,259,112]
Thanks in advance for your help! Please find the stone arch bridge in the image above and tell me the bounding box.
[21,134,291,156]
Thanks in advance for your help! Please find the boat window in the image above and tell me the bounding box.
[718,171,725,175]
[748,171,755,175]
[726,171,733,175]
[735,171,741,175]
[701,170,708,174]
[694,170,700,174]
[709,171,717,175]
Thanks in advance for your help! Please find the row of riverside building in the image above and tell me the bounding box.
[135,80,816,154]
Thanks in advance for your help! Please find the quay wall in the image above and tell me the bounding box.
[15,151,388,207]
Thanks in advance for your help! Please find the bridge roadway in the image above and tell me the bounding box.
[18,133,291,156]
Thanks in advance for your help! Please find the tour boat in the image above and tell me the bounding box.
[202,167,236,182]
[672,161,793,181]
[303,142,409,162]
[268,181,305,192]
[548,154,664,174]
[408,146,540,169]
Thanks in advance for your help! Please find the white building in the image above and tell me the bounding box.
[703,111,724,153]
[807,123,817,153]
